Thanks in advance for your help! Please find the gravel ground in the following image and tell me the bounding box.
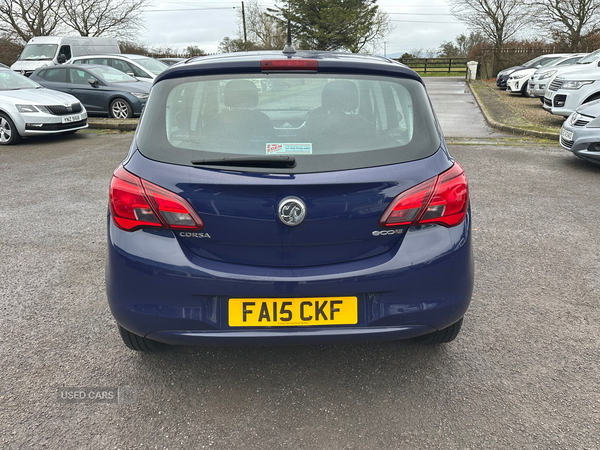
[484,80,566,130]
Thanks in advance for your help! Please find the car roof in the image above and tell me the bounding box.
[155,50,422,84]
[51,64,113,69]
[71,54,143,61]
[33,64,137,78]
[121,54,155,60]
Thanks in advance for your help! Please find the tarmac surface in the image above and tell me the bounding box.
[424,77,511,139]
[1,77,598,449]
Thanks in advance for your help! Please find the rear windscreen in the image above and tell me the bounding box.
[136,73,441,173]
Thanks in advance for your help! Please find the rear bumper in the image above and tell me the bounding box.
[106,212,474,346]
[148,326,436,346]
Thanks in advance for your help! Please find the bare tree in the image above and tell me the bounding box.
[410,47,425,58]
[449,0,529,49]
[0,0,65,43]
[346,8,392,54]
[58,0,148,38]
[424,48,439,58]
[534,0,600,50]
[240,0,286,50]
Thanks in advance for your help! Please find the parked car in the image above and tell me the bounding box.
[527,53,588,100]
[496,54,567,89]
[560,99,600,164]
[11,36,121,77]
[106,50,473,351]
[0,68,87,145]
[158,57,186,67]
[68,54,168,81]
[506,54,571,96]
[0,62,9,69]
[543,48,600,116]
[30,64,149,119]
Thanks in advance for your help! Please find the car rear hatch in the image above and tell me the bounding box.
[124,55,455,268]
[123,149,452,267]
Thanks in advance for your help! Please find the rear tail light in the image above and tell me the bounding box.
[379,163,468,228]
[109,165,204,232]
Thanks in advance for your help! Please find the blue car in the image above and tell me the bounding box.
[106,50,473,351]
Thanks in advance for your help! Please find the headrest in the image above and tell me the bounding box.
[224,80,259,108]
[321,80,359,112]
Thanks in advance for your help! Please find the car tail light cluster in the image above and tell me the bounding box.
[109,165,204,232]
[379,163,468,228]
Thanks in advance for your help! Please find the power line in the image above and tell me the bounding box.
[391,19,462,23]
[143,7,236,13]
[388,12,453,16]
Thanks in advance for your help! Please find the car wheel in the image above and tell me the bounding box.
[109,98,133,119]
[118,325,171,352]
[413,318,463,344]
[0,113,22,145]
[520,81,530,97]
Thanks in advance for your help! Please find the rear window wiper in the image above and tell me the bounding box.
[191,155,296,169]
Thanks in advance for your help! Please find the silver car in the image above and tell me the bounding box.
[0,69,87,145]
[560,99,600,164]
[68,54,168,81]
[527,53,588,99]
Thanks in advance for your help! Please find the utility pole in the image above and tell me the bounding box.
[242,1,247,46]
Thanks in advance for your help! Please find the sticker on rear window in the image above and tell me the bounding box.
[266,143,313,155]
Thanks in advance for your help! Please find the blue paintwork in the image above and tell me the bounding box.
[106,51,474,346]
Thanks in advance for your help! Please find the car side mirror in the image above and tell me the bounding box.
[127,72,135,77]
[88,79,99,88]
[535,64,542,68]
[57,54,67,64]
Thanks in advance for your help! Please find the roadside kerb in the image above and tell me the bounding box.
[87,118,138,131]
[467,81,560,141]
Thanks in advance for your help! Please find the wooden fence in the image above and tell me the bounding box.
[395,57,469,75]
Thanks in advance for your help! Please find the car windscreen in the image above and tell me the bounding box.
[131,57,168,75]
[538,56,563,67]
[136,73,441,174]
[20,44,57,61]
[577,49,600,64]
[523,55,547,68]
[88,66,137,83]
[0,70,40,89]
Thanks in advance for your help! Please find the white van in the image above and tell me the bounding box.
[11,36,121,77]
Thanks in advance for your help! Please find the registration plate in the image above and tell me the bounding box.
[229,297,358,327]
[561,128,573,141]
[62,114,80,124]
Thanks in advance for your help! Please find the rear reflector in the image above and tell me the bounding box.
[110,165,204,232]
[379,163,468,228]
[261,59,318,71]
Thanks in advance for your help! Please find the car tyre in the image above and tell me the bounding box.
[109,98,133,119]
[118,325,170,352]
[520,81,530,97]
[413,318,463,344]
[0,113,22,145]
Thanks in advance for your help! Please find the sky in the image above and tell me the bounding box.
[139,0,468,57]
